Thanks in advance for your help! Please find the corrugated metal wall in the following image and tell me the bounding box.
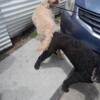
[0,9,12,52]
[0,0,66,51]
[0,0,41,37]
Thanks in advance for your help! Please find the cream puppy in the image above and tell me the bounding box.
[32,0,59,52]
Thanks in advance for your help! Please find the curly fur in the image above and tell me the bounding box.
[32,0,59,52]
[34,32,100,92]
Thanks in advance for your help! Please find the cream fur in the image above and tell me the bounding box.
[32,0,59,52]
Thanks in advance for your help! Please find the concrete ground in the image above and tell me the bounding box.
[0,38,100,100]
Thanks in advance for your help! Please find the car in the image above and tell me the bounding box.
[60,0,100,54]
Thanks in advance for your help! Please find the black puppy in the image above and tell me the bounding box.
[34,32,100,92]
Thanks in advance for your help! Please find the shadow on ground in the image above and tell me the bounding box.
[0,53,9,62]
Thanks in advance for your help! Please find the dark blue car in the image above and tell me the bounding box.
[60,0,100,54]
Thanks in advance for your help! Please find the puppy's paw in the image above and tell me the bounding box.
[62,81,69,92]
[34,63,40,70]
[56,50,64,60]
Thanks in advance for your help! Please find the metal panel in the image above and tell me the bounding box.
[0,0,41,37]
[0,0,66,38]
[0,9,12,52]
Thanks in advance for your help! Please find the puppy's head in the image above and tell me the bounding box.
[92,66,100,83]
[48,0,59,7]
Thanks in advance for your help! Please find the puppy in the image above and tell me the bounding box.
[32,0,59,52]
[34,32,100,92]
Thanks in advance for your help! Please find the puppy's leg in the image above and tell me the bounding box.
[62,71,82,92]
[37,37,51,52]
[36,35,45,51]
[37,41,43,51]
[56,50,64,59]
[41,34,53,51]
[34,51,52,70]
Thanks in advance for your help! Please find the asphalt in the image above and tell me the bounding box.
[0,38,100,100]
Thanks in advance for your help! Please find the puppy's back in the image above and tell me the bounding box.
[52,32,99,71]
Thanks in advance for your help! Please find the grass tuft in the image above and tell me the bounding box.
[31,31,37,38]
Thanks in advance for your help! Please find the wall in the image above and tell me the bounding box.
[0,8,12,52]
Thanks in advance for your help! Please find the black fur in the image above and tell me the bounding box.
[34,32,100,92]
